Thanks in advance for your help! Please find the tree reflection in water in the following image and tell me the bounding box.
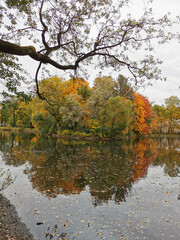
[0,131,179,206]
[0,168,14,191]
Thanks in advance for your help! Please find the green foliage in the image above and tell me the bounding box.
[116,74,134,100]
[153,105,166,118]
[78,85,91,102]
[61,94,84,131]
[0,93,33,128]
[33,113,57,135]
[165,96,180,129]
[100,96,134,137]
[165,96,180,107]
[5,0,36,14]
[71,131,92,137]
[0,98,19,127]
[153,96,180,133]
[1,73,179,137]
[89,119,103,137]
[87,76,117,120]
[0,52,26,93]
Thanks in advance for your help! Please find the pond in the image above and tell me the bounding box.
[0,131,179,240]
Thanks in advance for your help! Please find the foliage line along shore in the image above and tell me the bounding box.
[0,76,179,137]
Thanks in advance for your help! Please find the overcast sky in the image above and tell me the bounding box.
[132,0,180,104]
[1,0,180,105]
[23,0,180,105]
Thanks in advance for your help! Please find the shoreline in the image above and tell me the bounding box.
[0,127,179,141]
[0,193,34,240]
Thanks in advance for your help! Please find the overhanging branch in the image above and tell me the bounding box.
[0,39,76,70]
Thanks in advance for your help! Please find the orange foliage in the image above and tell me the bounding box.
[133,93,150,135]
[132,139,158,182]
[65,78,91,105]
[59,179,82,194]
[141,95,151,119]
[149,109,159,133]
[31,136,39,143]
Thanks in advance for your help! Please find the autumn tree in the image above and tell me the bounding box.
[100,96,134,137]
[32,76,66,132]
[0,92,32,127]
[133,94,158,134]
[165,96,180,130]
[133,93,150,135]
[153,96,180,133]
[153,104,167,133]
[101,96,133,136]
[115,74,134,100]
[0,0,179,97]
[0,102,9,126]
[31,76,90,132]
[14,100,33,128]
[61,94,84,131]
[87,76,117,120]
[148,108,159,133]
[64,78,91,105]
[0,97,19,127]
[36,76,65,104]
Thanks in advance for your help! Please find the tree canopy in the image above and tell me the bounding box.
[1,75,180,136]
[0,0,179,96]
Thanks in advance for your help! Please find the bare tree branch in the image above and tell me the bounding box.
[39,0,49,51]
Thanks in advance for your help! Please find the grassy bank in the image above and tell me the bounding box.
[0,127,38,133]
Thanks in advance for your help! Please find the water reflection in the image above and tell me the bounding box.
[0,131,179,206]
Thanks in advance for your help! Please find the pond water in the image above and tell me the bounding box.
[0,131,179,240]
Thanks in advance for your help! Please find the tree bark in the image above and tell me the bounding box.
[0,39,75,70]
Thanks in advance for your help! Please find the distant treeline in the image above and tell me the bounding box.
[0,75,180,137]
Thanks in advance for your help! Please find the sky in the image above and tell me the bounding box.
[137,37,180,105]
[1,0,180,105]
[130,0,180,104]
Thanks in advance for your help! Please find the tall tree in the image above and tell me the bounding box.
[153,96,180,133]
[153,104,167,133]
[133,93,150,135]
[100,96,134,136]
[115,74,134,100]
[32,76,66,128]
[0,0,179,96]
[61,94,84,131]
[87,76,117,119]
[64,78,91,105]
[165,96,180,130]
[1,97,19,127]
[15,100,33,128]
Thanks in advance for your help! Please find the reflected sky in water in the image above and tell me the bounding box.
[0,131,180,240]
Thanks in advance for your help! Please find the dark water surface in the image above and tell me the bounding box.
[0,132,179,240]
